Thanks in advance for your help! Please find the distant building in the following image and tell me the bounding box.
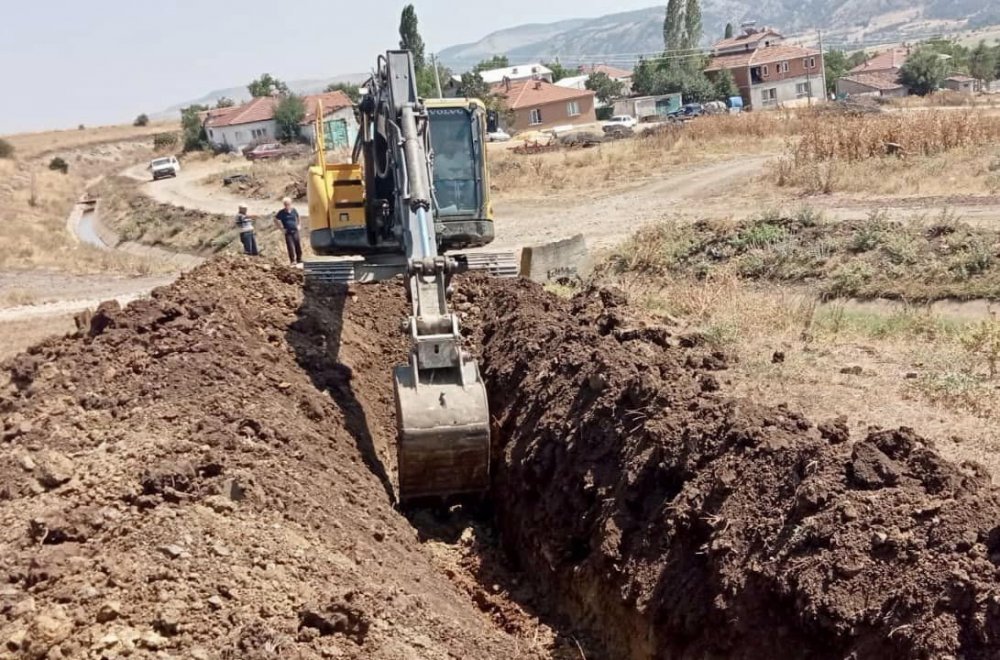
[203,91,355,152]
[493,79,596,132]
[835,47,910,98]
[944,74,979,94]
[704,26,824,110]
[554,74,590,91]
[849,48,909,77]
[836,72,907,98]
[450,63,553,88]
[573,64,634,96]
[613,94,682,119]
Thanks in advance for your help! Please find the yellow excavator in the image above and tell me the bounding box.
[305,50,516,502]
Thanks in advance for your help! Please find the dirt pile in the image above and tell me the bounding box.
[0,258,521,659]
[466,278,1000,659]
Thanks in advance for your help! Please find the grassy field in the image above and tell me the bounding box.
[2,121,178,159]
[604,208,1000,301]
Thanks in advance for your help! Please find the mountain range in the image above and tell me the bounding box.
[438,1,1000,71]
[167,1,999,113]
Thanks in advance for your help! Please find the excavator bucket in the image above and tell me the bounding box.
[394,359,491,501]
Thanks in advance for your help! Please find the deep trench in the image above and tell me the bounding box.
[288,279,607,659]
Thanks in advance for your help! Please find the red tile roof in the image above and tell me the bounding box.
[578,64,633,79]
[301,91,354,123]
[712,28,784,52]
[705,44,820,71]
[850,48,909,74]
[839,71,904,91]
[204,91,353,128]
[492,79,595,110]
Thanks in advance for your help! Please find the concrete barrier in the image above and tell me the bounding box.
[519,234,592,283]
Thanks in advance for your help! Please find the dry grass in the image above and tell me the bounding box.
[0,123,171,274]
[489,114,793,200]
[771,110,1000,195]
[2,121,178,159]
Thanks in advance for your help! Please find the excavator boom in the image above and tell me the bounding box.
[366,51,491,500]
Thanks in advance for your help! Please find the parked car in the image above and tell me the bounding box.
[487,129,511,142]
[668,103,705,120]
[149,156,180,181]
[605,115,638,130]
[246,142,293,161]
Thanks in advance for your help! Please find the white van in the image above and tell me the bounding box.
[149,156,181,181]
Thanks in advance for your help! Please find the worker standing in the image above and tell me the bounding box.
[234,204,259,256]
[274,197,303,266]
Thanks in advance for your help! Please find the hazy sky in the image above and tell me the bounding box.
[0,0,662,134]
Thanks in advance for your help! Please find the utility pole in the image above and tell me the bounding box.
[431,53,443,98]
[818,29,828,102]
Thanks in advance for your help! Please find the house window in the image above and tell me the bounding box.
[529,108,543,125]
[235,131,244,140]
[251,128,267,139]
[762,88,778,105]
[567,101,580,116]
[796,82,811,98]
[778,61,789,73]
[808,57,816,68]
[762,65,769,77]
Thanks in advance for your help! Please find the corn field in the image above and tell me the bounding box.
[791,111,1000,163]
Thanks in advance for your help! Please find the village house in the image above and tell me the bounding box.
[449,63,553,89]
[203,90,356,152]
[944,74,979,94]
[493,79,596,132]
[836,48,909,98]
[704,26,824,110]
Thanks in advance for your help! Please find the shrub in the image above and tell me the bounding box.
[153,132,179,150]
[134,114,150,127]
[0,138,13,159]
[48,157,69,174]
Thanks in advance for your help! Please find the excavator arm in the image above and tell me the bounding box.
[362,51,491,501]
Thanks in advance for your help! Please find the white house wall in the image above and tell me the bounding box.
[753,77,817,109]
[207,120,276,151]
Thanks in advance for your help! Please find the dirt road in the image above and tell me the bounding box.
[123,159,249,216]
[491,156,775,251]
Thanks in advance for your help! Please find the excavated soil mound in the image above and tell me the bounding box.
[464,278,1000,660]
[0,258,520,659]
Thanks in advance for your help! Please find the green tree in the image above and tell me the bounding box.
[247,73,289,98]
[459,71,491,100]
[683,0,702,52]
[632,58,657,96]
[325,82,361,103]
[399,5,426,71]
[180,104,208,151]
[0,138,14,159]
[663,0,685,54]
[899,48,948,95]
[713,68,739,99]
[847,51,868,69]
[969,41,997,85]
[215,97,235,108]
[724,22,734,39]
[274,94,306,141]
[585,72,625,104]
[133,113,149,127]
[544,61,574,82]
[474,55,510,73]
[824,50,849,95]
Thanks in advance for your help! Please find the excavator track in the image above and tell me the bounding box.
[304,251,519,285]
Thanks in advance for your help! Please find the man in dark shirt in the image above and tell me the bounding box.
[274,197,302,266]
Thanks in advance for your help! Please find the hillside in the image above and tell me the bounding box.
[439,0,1000,70]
